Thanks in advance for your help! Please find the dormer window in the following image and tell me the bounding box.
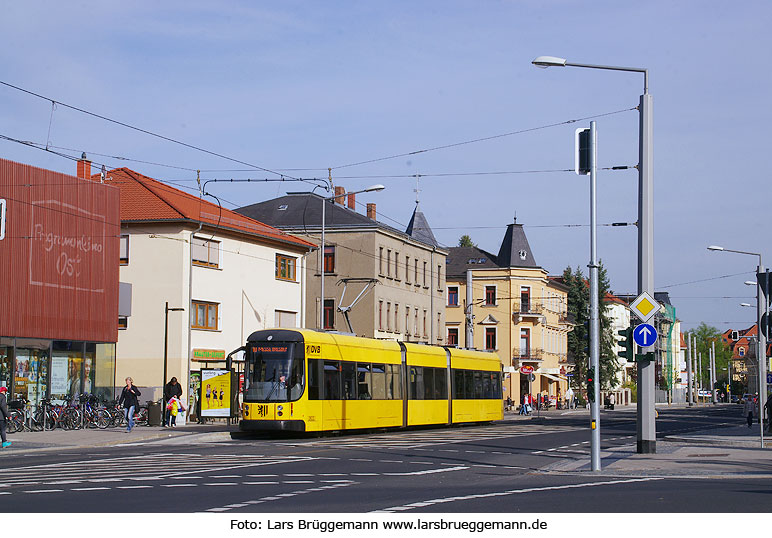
[278,204,288,211]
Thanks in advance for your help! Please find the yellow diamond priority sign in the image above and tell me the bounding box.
[630,291,660,323]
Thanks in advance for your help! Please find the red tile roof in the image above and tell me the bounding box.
[102,168,314,250]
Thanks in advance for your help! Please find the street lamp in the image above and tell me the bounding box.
[533,55,655,455]
[319,184,385,331]
[708,244,766,448]
[163,302,185,426]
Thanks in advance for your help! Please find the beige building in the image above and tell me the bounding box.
[445,221,572,406]
[237,190,447,341]
[109,167,314,403]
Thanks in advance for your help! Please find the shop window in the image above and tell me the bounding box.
[192,301,219,330]
[192,236,220,268]
[275,254,296,281]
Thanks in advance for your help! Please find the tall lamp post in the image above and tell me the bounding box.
[319,184,385,330]
[533,55,656,454]
[163,302,185,425]
[708,245,766,448]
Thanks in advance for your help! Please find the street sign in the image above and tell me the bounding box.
[519,365,534,374]
[528,373,536,382]
[767,373,772,385]
[629,291,660,323]
[633,323,658,348]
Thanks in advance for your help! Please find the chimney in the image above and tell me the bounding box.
[77,152,91,180]
[334,186,345,205]
[347,192,356,210]
[367,203,376,220]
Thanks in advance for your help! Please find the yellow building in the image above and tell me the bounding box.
[445,221,573,406]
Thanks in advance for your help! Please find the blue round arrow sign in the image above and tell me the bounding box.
[633,323,658,347]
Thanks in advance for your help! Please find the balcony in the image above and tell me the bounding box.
[511,347,543,365]
[513,300,544,324]
[558,312,575,326]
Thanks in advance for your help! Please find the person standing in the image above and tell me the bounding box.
[118,377,141,433]
[163,377,183,428]
[744,395,756,428]
[0,386,10,448]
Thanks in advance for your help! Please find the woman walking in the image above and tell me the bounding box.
[118,377,141,433]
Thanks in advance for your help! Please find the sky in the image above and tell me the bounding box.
[1,1,770,332]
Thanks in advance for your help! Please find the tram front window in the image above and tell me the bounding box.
[245,343,304,402]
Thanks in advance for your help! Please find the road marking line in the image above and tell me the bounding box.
[203,483,239,486]
[284,480,315,484]
[117,486,153,489]
[385,466,468,476]
[284,474,313,477]
[225,503,249,508]
[244,481,279,485]
[162,484,198,487]
[375,477,665,512]
[24,489,63,494]
[72,487,110,491]
[211,475,240,478]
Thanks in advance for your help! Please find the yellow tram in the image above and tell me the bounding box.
[238,328,503,432]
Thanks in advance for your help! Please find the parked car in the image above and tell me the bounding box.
[731,395,740,403]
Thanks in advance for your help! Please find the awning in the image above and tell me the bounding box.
[540,373,566,383]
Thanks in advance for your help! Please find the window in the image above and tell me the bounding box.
[323,245,335,273]
[485,327,496,350]
[379,247,384,275]
[423,261,428,287]
[423,310,427,337]
[387,249,392,277]
[276,254,296,281]
[414,259,419,285]
[437,312,442,341]
[394,303,399,333]
[414,308,419,336]
[323,361,341,400]
[371,364,386,399]
[323,299,335,330]
[395,251,400,280]
[739,347,746,357]
[274,310,297,328]
[118,316,128,330]
[448,286,459,306]
[405,307,411,336]
[192,301,219,330]
[406,256,411,283]
[447,327,459,346]
[386,302,392,331]
[192,236,220,268]
[437,264,442,291]
[485,285,496,306]
[119,235,129,265]
[520,286,531,312]
[379,300,384,331]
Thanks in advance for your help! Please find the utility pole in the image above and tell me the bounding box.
[465,270,474,349]
[687,332,693,406]
[711,340,717,404]
[698,352,703,404]
[588,121,601,471]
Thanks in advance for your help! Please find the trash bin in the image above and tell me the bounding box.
[147,400,162,426]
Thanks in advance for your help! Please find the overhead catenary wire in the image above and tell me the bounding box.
[0,79,300,181]
[330,107,637,170]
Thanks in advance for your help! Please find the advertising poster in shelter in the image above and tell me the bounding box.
[201,368,231,417]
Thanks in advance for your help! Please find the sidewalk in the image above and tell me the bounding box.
[3,421,239,453]
[544,417,772,478]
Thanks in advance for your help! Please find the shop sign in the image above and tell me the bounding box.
[520,365,534,374]
[193,349,226,360]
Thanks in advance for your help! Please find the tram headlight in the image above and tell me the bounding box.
[244,405,249,416]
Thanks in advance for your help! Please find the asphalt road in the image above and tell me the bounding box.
[2,404,763,513]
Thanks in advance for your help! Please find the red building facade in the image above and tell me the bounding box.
[0,158,120,406]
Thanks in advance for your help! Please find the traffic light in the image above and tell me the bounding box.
[618,326,633,362]
[587,367,596,403]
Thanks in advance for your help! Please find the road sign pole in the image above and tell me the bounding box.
[637,91,656,454]
[588,121,601,471]
[686,333,693,406]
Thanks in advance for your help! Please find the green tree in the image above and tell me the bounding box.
[458,234,476,248]
[563,262,621,396]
